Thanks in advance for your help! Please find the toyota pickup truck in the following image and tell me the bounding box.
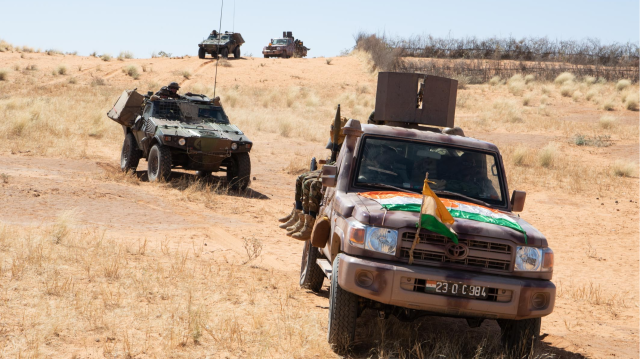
[298,73,555,356]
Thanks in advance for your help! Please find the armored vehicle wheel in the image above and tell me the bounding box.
[498,317,541,356]
[300,240,324,292]
[227,152,251,190]
[198,47,205,59]
[233,46,241,58]
[147,144,172,182]
[281,51,288,59]
[211,52,218,59]
[263,55,269,58]
[221,48,229,59]
[120,133,141,173]
[327,254,358,352]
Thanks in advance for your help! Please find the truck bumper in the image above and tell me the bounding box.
[337,254,555,320]
[263,50,283,55]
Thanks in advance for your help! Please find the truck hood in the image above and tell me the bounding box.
[347,193,546,247]
[153,118,250,142]
[201,40,227,46]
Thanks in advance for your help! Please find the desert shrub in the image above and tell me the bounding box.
[45,49,62,56]
[540,95,549,105]
[625,95,639,111]
[91,78,106,86]
[573,134,611,147]
[354,32,402,72]
[181,70,191,79]
[602,101,615,111]
[326,58,333,65]
[507,80,524,96]
[0,39,13,52]
[583,76,596,84]
[492,99,522,123]
[538,144,557,168]
[488,76,501,86]
[596,77,607,84]
[522,95,532,106]
[541,86,552,95]
[599,115,616,129]
[554,72,575,85]
[572,91,582,102]
[100,54,112,61]
[560,83,576,97]
[512,147,528,166]
[124,66,139,79]
[585,89,597,101]
[0,69,8,81]
[454,75,470,89]
[68,77,77,84]
[56,65,67,75]
[524,74,535,84]
[118,51,134,60]
[65,51,77,56]
[615,79,631,91]
[612,160,637,177]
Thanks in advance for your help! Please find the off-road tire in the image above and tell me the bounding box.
[498,317,541,356]
[221,48,229,59]
[147,144,172,182]
[281,51,288,59]
[120,133,141,173]
[263,55,269,58]
[226,152,251,190]
[327,254,358,352]
[300,240,324,292]
[198,47,205,59]
[233,46,241,59]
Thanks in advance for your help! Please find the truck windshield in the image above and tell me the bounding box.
[354,136,505,206]
[272,39,288,45]
[178,103,230,124]
[208,34,230,41]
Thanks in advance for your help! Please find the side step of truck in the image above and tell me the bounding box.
[316,259,332,281]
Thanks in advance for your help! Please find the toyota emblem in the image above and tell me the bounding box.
[444,242,469,260]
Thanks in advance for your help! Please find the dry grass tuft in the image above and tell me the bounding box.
[488,76,501,86]
[492,99,523,123]
[583,76,596,85]
[117,51,134,60]
[56,65,67,75]
[615,79,631,91]
[612,160,637,177]
[625,94,638,111]
[524,74,535,84]
[538,143,557,168]
[599,115,616,129]
[511,147,529,166]
[181,70,191,79]
[0,69,8,81]
[100,53,112,62]
[454,75,470,89]
[560,82,576,97]
[326,58,333,65]
[602,100,615,111]
[507,74,525,96]
[554,72,575,84]
[123,66,140,80]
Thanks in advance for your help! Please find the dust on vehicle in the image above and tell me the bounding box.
[107,89,252,189]
[198,30,245,59]
[262,31,309,58]
[297,72,555,356]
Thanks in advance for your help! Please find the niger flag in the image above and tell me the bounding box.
[417,179,459,244]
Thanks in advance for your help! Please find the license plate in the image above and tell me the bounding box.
[424,280,488,299]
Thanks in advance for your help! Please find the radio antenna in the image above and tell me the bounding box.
[233,1,235,33]
[213,0,224,98]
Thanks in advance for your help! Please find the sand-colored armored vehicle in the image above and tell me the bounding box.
[262,31,309,58]
[198,30,245,59]
[107,89,252,189]
[298,73,555,355]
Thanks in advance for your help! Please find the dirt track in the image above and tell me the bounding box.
[0,52,638,358]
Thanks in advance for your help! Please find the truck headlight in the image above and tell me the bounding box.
[230,143,238,150]
[178,138,186,146]
[365,227,397,255]
[515,247,553,272]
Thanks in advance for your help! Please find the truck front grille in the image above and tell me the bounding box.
[400,232,513,273]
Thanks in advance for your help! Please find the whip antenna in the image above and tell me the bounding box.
[213,0,224,98]
[233,1,235,33]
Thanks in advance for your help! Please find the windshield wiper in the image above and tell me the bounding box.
[433,190,492,208]
[365,183,418,194]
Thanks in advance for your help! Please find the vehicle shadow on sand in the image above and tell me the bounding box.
[304,302,587,359]
[136,170,270,200]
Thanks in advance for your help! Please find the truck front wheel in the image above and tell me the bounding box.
[221,48,229,59]
[121,133,141,173]
[226,152,251,190]
[327,254,358,352]
[233,46,241,58]
[498,317,541,356]
[198,47,205,59]
[147,144,172,182]
[300,240,324,292]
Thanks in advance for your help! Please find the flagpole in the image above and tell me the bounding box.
[408,172,428,265]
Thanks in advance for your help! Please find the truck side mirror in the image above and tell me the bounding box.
[321,165,337,188]
[511,190,526,212]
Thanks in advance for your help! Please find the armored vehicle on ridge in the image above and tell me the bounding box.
[198,30,244,59]
[298,73,555,356]
[263,31,309,58]
[107,90,252,189]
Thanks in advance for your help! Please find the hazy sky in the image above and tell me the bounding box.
[0,0,638,58]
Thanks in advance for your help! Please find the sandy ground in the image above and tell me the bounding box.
[0,51,638,358]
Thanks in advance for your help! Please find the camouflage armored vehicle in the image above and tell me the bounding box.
[107,89,252,189]
[262,31,309,58]
[198,30,245,59]
[298,73,555,355]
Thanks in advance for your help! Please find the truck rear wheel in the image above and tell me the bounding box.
[226,152,251,190]
[498,317,541,356]
[327,254,358,352]
[147,144,172,182]
[198,47,205,59]
[300,240,324,292]
[233,46,241,58]
[120,133,141,173]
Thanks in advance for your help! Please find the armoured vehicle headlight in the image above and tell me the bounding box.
[365,227,397,255]
[178,138,186,146]
[515,247,553,272]
[230,143,238,150]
